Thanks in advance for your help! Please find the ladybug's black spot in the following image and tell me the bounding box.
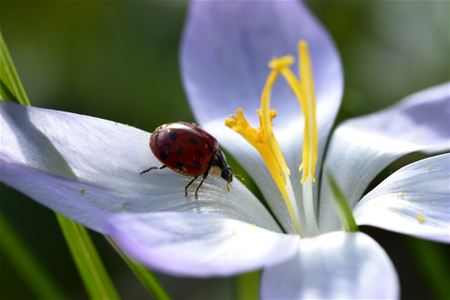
[159,142,170,150]
[176,147,184,155]
[175,162,184,170]
[169,131,177,141]
[197,150,205,158]
[193,161,201,168]
[160,150,169,160]
[188,138,198,145]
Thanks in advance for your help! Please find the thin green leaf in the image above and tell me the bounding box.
[0,31,30,105]
[327,172,359,232]
[56,214,120,300]
[236,271,260,300]
[108,239,171,300]
[1,33,121,300]
[0,77,19,102]
[0,214,67,300]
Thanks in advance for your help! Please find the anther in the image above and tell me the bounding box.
[269,55,295,70]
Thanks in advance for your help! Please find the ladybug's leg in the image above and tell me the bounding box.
[185,176,199,197]
[139,165,166,175]
[194,172,209,199]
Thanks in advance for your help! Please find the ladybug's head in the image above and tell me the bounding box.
[211,150,233,185]
[221,165,233,184]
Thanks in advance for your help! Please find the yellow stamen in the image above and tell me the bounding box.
[268,55,294,70]
[269,42,319,235]
[225,40,319,235]
[299,41,319,183]
[274,42,318,183]
[225,69,302,235]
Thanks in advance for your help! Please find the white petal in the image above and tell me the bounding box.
[319,83,450,232]
[261,232,399,300]
[108,212,300,277]
[354,154,450,243]
[0,102,279,233]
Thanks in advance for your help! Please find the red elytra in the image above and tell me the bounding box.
[140,122,233,198]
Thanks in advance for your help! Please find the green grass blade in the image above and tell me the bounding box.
[327,172,359,232]
[0,31,30,105]
[0,77,19,102]
[108,239,171,300]
[0,214,67,300]
[56,214,120,300]
[1,33,121,300]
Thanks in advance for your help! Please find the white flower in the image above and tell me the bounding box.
[1,1,449,299]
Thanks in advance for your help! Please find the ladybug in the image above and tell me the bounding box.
[140,122,233,198]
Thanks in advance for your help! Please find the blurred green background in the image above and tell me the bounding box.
[1,0,449,299]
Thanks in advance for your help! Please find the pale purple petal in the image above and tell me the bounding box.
[261,232,399,300]
[182,0,343,232]
[0,102,279,233]
[320,83,450,232]
[108,212,300,277]
[354,154,450,243]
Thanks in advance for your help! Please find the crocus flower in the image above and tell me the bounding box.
[1,1,449,299]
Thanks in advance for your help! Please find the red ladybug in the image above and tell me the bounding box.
[140,122,233,198]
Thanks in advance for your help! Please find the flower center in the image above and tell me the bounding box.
[225,41,319,236]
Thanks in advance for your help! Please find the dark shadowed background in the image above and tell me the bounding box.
[1,0,449,299]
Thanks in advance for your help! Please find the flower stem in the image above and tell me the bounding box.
[327,172,358,232]
[236,271,260,300]
[407,238,450,300]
